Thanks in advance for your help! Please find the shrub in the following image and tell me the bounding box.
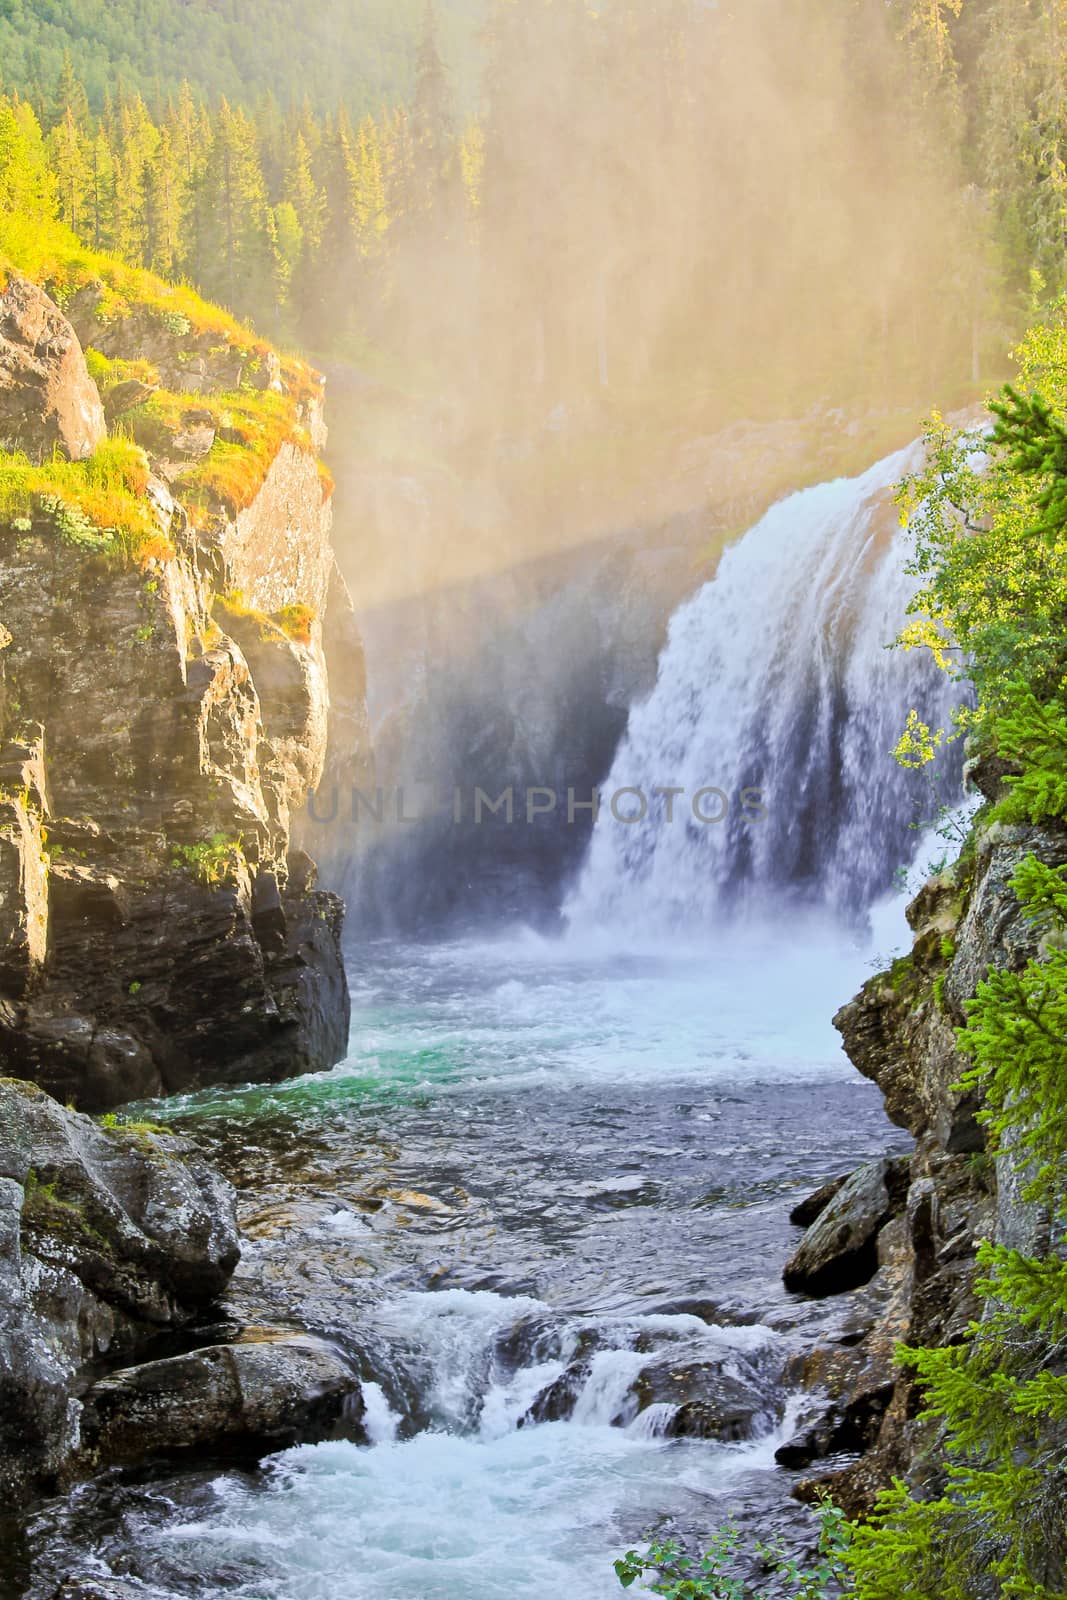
[275,602,316,646]
[616,1504,853,1600]
[168,831,244,887]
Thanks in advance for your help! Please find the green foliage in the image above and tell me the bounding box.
[99,1112,172,1136]
[615,1504,852,1600]
[846,857,1067,1599]
[895,380,1067,821]
[957,855,1067,1204]
[990,682,1067,822]
[168,831,244,887]
[989,384,1067,546]
[274,603,316,647]
[0,94,56,226]
[0,437,167,562]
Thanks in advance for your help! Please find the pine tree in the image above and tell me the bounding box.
[188,99,271,317]
[410,0,460,228]
[352,115,388,251]
[283,130,324,270]
[51,51,90,131]
[86,130,116,250]
[0,96,58,221]
[48,107,89,233]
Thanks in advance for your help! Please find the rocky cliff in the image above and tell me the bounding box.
[779,763,1067,1518]
[0,253,370,1509]
[0,265,364,1110]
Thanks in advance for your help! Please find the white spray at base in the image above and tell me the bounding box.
[149,1289,804,1600]
[566,443,962,934]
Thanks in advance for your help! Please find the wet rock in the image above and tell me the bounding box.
[776,1344,897,1470]
[0,1077,239,1502]
[0,276,105,462]
[294,562,374,883]
[944,823,1067,1014]
[50,1582,148,1600]
[0,729,50,996]
[783,1159,909,1297]
[665,1388,767,1443]
[809,821,1067,1518]
[81,1332,364,1466]
[789,1173,850,1228]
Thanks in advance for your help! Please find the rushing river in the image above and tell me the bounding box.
[18,921,913,1600]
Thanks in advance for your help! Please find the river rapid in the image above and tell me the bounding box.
[16,921,913,1599]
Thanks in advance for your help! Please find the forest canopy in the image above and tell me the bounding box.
[0,0,485,118]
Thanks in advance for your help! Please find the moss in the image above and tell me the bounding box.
[84,347,161,398]
[181,393,313,516]
[887,953,916,994]
[124,384,315,518]
[213,590,315,649]
[2,220,327,547]
[22,1167,110,1247]
[99,1112,173,1142]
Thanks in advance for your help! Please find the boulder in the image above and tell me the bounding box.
[0,1077,240,1501]
[0,276,105,462]
[81,1332,364,1465]
[789,1173,850,1228]
[783,1158,910,1297]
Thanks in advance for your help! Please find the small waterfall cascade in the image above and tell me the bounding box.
[565,442,962,933]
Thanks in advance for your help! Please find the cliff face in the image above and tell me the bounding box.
[783,767,1067,1518]
[0,271,361,1109]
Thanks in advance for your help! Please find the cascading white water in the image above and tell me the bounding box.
[566,443,962,933]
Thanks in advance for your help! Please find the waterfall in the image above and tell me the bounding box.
[565,442,962,934]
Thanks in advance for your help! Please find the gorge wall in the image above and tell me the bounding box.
[0,269,366,1111]
[779,758,1066,1589]
[0,259,372,1510]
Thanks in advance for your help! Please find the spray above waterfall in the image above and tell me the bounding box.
[565,444,962,936]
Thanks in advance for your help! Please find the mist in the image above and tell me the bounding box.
[314,0,993,931]
[327,0,993,612]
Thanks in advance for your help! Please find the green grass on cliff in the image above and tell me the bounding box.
[0,208,267,350]
[0,206,326,546]
[0,437,169,562]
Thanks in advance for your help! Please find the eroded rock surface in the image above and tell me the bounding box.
[783,1159,909,1296]
[0,280,358,1108]
[81,1332,363,1465]
[0,276,105,462]
[784,804,1064,1512]
[0,1076,238,1500]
